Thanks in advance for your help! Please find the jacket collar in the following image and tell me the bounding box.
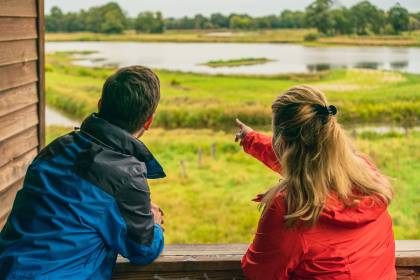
[80,113,166,179]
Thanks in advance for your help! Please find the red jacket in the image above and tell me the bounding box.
[241,131,396,280]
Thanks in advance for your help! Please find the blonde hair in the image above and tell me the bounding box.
[262,85,393,227]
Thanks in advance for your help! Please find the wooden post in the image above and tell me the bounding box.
[211,143,216,160]
[197,147,203,167]
[179,160,187,179]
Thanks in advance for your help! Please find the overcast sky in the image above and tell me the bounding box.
[45,0,420,17]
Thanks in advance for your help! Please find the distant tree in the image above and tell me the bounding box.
[279,10,306,28]
[408,14,420,31]
[194,14,210,29]
[350,1,385,35]
[330,8,353,35]
[229,15,254,30]
[45,6,64,32]
[135,12,165,33]
[210,13,229,28]
[85,2,126,34]
[305,0,334,34]
[388,4,410,34]
[62,12,85,32]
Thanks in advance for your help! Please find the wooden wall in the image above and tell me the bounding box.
[0,0,45,229]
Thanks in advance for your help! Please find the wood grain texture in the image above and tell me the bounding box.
[36,0,45,149]
[0,126,38,168]
[0,105,39,142]
[0,17,37,41]
[0,179,24,229]
[113,243,420,279]
[0,40,37,67]
[0,148,36,193]
[0,83,38,117]
[0,0,37,17]
[0,61,38,92]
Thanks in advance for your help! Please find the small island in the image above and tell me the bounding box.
[203,57,274,68]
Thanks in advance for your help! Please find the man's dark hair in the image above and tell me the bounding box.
[99,66,160,133]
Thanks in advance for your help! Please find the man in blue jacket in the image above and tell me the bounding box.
[0,66,165,279]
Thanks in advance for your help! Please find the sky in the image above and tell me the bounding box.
[45,0,420,17]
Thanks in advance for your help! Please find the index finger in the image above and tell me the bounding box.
[235,118,244,128]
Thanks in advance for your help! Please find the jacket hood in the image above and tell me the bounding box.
[79,113,166,179]
[319,194,388,228]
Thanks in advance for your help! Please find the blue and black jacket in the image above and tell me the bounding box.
[0,114,165,279]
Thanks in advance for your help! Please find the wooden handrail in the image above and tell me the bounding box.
[113,240,420,279]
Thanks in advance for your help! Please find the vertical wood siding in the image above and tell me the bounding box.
[0,0,44,229]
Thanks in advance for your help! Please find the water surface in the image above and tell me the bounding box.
[46,42,420,75]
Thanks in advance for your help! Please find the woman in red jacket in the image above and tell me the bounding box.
[236,85,395,279]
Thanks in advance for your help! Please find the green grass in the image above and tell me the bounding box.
[46,29,420,47]
[204,57,274,67]
[46,52,419,129]
[46,126,420,242]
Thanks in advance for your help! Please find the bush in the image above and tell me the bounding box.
[304,33,319,42]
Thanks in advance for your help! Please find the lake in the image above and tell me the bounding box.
[46,42,420,75]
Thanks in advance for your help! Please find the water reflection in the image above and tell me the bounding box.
[354,62,381,70]
[390,61,409,70]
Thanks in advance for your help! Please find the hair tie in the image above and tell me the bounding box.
[313,104,337,116]
[327,105,337,116]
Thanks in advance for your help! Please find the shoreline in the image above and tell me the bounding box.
[46,30,420,48]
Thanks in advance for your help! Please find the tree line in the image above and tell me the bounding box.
[46,0,420,35]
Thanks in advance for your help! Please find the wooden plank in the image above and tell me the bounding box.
[0,61,38,92]
[0,149,36,194]
[112,270,245,280]
[0,105,39,142]
[0,0,37,17]
[0,17,37,41]
[0,127,38,167]
[114,243,420,279]
[396,240,420,267]
[36,0,46,149]
[0,40,38,67]
[0,83,38,117]
[0,179,24,229]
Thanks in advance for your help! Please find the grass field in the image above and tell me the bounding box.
[46,52,419,129]
[204,57,273,67]
[46,126,420,242]
[45,51,420,242]
[46,29,420,47]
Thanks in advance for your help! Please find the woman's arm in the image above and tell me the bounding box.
[241,131,282,174]
[242,195,304,279]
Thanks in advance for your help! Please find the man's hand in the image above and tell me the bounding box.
[235,118,253,144]
[151,203,164,230]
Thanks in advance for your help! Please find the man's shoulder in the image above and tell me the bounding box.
[74,144,149,197]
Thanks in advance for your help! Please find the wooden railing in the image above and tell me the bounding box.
[113,241,420,279]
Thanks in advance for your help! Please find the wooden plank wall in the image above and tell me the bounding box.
[0,0,45,229]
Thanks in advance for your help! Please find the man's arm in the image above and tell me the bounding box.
[95,165,164,265]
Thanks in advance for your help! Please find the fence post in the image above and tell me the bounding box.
[180,160,187,179]
[197,148,203,167]
[211,143,217,160]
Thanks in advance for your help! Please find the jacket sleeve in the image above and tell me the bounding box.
[242,196,304,279]
[241,131,282,174]
[97,169,164,265]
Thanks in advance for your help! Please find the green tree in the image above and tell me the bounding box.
[305,0,333,34]
[279,10,305,28]
[330,8,353,35]
[210,13,229,28]
[350,1,385,35]
[229,15,254,30]
[45,6,64,32]
[85,2,126,34]
[388,4,410,34]
[135,12,165,33]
